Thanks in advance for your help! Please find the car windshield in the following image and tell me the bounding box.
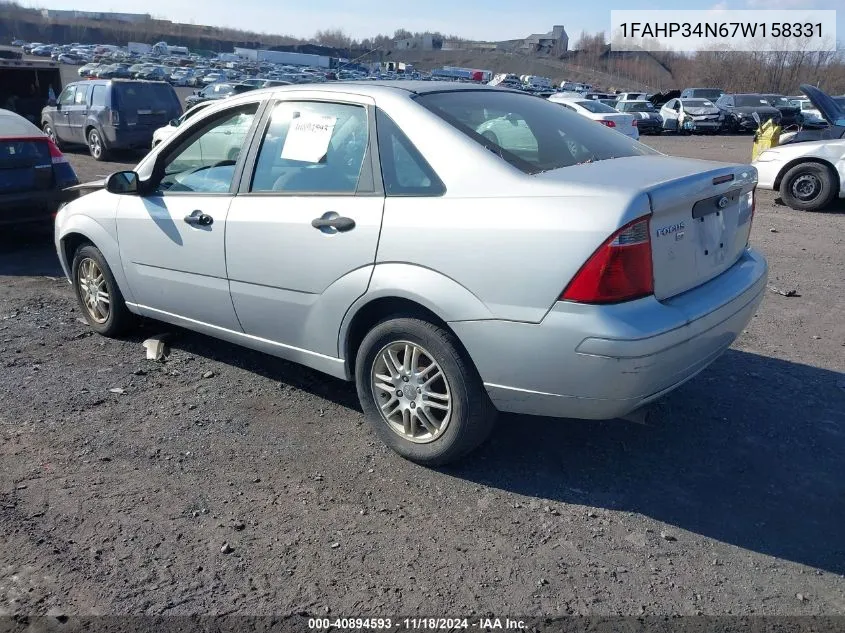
[619,101,654,112]
[416,90,657,175]
[763,96,790,107]
[575,100,618,113]
[681,99,714,108]
[735,95,771,107]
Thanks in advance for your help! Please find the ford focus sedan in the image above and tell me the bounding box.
[54,82,768,465]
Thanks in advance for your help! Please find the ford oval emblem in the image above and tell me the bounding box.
[717,196,730,209]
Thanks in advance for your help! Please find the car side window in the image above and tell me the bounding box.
[376,109,444,196]
[250,101,369,194]
[58,86,76,106]
[156,103,259,194]
[74,85,90,105]
[91,85,107,107]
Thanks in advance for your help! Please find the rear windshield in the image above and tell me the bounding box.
[618,101,654,112]
[735,95,771,107]
[114,83,180,113]
[575,100,618,113]
[689,89,723,100]
[416,90,658,175]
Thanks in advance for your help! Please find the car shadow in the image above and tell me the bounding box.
[126,326,845,575]
[0,224,63,277]
[446,349,845,575]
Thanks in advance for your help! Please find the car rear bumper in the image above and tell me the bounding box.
[451,248,768,420]
[103,126,156,149]
[0,189,69,225]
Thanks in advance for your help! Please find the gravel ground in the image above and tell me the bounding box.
[1,133,844,619]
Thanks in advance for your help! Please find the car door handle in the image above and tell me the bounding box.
[311,212,355,233]
[184,210,213,226]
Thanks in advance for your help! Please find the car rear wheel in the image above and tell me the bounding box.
[780,162,838,212]
[87,128,109,161]
[72,244,133,337]
[355,317,496,466]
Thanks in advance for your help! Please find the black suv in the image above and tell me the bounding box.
[715,93,782,132]
[41,79,182,160]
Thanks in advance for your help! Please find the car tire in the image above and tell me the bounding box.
[43,122,62,149]
[87,128,109,161]
[355,317,496,466]
[71,244,133,337]
[779,162,838,212]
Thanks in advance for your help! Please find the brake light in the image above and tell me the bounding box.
[561,216,654,304]
[631,118,638,126]
[111,110,120,126]
[599,119,616,128]
[46,138,68,164]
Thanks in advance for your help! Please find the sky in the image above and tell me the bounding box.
[20,0,844,44]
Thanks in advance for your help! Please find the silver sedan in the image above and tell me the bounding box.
[55,82,768,465]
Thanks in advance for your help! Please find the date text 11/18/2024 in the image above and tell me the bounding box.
[307,617,528,630]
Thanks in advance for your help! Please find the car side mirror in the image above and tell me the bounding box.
[169,118,180,127]
[47,98,57,107]
[105,171,139,195]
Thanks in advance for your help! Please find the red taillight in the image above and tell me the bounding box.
[561,216,654,304]
[599,119,616,128]
[46,138,68,164]
[631,118,638,126]
[111,110,120,126]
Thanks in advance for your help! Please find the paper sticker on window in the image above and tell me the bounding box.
[281,113,337,163]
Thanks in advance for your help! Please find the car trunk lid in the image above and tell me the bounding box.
[0,137,52,194]
[646,163,756,300]
[600,112,636,135]
[532,155,757,301]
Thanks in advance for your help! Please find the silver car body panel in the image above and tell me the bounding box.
[55,82,768,420]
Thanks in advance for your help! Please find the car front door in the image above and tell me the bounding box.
[224,96,384,360]
[67,82,91,144]
[53,85,76,143]
[115,100,262,329]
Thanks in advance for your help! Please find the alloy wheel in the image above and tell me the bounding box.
[77,257,110,324]
[89,131,102,159]
[370,341,452,444]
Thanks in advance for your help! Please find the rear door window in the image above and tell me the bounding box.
[74,84,90,105]
[250,101,369,194]
[91,85,107,107]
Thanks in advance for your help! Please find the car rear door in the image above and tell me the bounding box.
[224,94,384,358]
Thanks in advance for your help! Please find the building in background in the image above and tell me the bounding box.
[393,34,434,51]
[521,25,568,55]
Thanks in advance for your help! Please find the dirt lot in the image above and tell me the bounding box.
[1,133,845,620]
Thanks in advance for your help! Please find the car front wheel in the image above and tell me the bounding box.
[780,162,837,212]
[72,244,133,337]
[355,317,496,466]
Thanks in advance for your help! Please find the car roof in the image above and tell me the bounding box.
[256,81,514,98]
[0,108,45,137]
